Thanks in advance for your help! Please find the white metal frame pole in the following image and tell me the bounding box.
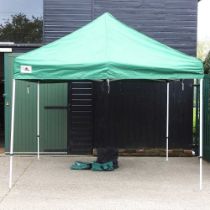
[166,82,169,161]
[9,79,16,189]
[199,78,203,190]
[37,81,40,160]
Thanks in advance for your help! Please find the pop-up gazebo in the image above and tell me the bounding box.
[10,13,204,189]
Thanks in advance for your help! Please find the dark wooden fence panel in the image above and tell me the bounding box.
[169,80,193,149]
[68,81,94,154]
[94,80,193,149]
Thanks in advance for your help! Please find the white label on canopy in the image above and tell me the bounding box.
[20,65,32,73]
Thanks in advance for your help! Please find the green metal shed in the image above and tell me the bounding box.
[4,53,68,154]
[204,75,210,162]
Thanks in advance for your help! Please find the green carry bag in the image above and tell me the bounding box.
[71,161,92,170]
[91,161,114,171]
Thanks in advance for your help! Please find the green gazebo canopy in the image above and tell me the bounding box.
[14,13,203,80]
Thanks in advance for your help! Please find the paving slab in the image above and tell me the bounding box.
[0,156,210,210]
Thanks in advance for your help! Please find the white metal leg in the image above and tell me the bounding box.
[37,82,40,160]
[166,82,169,161]
[9,79,16,189]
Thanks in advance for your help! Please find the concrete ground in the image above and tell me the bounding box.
[0,156,210,210]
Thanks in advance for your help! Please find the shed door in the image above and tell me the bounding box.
[41,83,68,153]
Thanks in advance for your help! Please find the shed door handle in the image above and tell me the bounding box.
[44,105,70,110]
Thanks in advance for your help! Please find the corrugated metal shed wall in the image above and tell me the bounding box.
[0,53,4,137]
[44,0,197,56]
[14,80,37,152]
[4,53,37,152]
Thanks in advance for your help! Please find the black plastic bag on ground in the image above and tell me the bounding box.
[96,147,119,169]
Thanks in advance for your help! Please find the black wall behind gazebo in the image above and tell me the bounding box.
[44,0,197,56]
[43,0,197,153]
